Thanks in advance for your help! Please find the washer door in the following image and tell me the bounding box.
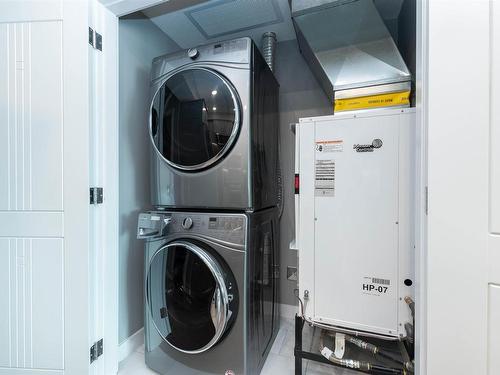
[150,68,241,171]
[146,240,238,353]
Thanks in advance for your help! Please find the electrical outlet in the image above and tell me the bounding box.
[287,266,298,281]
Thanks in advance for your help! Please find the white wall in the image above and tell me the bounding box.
[425,1,491,374]
[118,13,179,344]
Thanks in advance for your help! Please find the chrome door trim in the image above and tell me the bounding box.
[147,240,231,354]
[149,67,242,172]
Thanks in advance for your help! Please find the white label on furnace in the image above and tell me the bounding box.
[362,276,391,296]
[315,160,335,197]
[316,140,343,153]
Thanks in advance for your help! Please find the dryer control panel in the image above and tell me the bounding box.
[151,37,251,84]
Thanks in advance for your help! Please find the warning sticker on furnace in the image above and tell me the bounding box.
[315,160,335,197]
[316,140,343,153]
[362,276,391,296]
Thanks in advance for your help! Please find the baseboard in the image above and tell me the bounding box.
[119,327,144,363]
[280,303,298,320]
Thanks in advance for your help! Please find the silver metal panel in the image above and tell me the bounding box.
[291,0,411,101]
[149,37,279,210]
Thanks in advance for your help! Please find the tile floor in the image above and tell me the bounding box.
[118,317,358,375]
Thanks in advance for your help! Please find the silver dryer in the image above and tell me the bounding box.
[149,37,279,211]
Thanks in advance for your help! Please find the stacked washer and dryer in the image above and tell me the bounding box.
[137,37,281,375]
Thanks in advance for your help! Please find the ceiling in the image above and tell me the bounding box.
[137,0,405,51]
[142,0,297,49]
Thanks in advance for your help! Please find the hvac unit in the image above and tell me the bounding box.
[295,108,415,338]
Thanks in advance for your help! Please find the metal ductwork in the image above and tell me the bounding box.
[261,32,277,73]
[290,0,411,112]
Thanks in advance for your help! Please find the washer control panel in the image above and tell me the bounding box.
[164,212,246,246]
[208,216,244,231]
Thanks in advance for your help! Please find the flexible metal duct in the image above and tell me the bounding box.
[261,31,277,73]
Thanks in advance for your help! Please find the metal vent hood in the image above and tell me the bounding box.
[291,0,411,104]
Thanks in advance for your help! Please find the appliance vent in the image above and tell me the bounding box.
[186,0,283,39]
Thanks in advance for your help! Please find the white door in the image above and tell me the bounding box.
[0,1,91,374]
[88,1,119,374]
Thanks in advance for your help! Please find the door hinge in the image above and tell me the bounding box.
[90,339,103,364]
[88,27,102,51]
[90,187,103,204]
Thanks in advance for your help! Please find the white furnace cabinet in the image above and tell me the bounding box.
[296,108,415,338]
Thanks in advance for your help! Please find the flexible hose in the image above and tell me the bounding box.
[404,323,414,344]
[276,136,284,219]
[319,330,372,372]
[323,331,414,373]
[404,296,415,318]
[404,296,415,363]
[261,32,276,72]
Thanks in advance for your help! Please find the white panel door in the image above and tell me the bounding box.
[492,0,500,237]
[489,0,500,288]
[488,285,500,375]
[489,4,500,375]
[0,1,90,374]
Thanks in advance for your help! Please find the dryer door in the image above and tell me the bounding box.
[146,240,238,354]
[150,68,241,171]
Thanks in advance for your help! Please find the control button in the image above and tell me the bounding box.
[187,48,199,60]
[182,217,193,230]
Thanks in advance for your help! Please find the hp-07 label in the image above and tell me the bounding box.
[362,276,391,296]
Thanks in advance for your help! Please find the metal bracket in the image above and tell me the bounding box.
[88,27,102,51]
[90,187,103,204]
[90,339,103,363]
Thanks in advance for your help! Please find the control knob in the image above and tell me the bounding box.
[182,217,193,230]
[187,48,199,60]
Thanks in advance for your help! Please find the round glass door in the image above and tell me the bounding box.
[150,68,241,171]
[146,240,237,353]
